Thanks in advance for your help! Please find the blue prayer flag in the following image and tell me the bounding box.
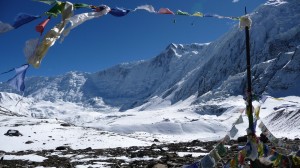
[12,13,40,28]
[183,161,199,168]
[7,64,30,92]
[109,8,131,17]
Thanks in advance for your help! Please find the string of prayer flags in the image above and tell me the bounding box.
[1,0,243,93]
[158,8,174,15]
[28,1,74,68]
[259,121,299,152]
[134,5,156,13]
[257,120,300,166]
[109,7,131,17]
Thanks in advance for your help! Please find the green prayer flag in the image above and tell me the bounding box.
[45,2,65,17]
[176,10,190,16]
[33,0,58,5]
[216,143,227,157]
[74,3,91,9]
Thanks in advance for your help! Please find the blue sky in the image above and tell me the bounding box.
[0,0,265,81]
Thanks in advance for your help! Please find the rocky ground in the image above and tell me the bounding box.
[0,137,299,168]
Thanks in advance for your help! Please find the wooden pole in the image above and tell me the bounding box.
[244,7,254,134]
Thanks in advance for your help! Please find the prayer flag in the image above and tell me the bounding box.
[176,10,190,16]
[7,64,30,92]
[192,12,203,17]
[0,21,14,34]
[234,115,244,125]
[158,8,174,14]
[61,5,110,42]
[12,13,40,28]
[109,8,131,17]
[36,18,50,34]
[229,125,238,138]
[134,5,155,13]
[33,0,58,5]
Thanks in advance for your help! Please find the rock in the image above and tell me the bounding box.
[183,154,193,158]
[152,163,168,168]
[60,123,71,127]
[55,146,70,151]
[150,144,157,149]
[154,139,160,142]
[237,135,247,142]
[4,129,23,136]
[0,153,4,161]
[85,147,92,151]
[25,141,34,144]
[191,140,201,145]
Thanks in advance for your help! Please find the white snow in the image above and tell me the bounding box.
[0,117,152,152]
[0,94,299,154]
[4,154,47,162]
[0,0,299,166]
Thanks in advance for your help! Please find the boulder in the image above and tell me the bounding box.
[4,129,23,136]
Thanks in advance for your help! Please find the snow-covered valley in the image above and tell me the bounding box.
[0,0,300,167]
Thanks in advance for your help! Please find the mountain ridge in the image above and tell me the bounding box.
[1,0,299,112]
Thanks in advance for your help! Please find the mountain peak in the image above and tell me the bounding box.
[1,1,300,112]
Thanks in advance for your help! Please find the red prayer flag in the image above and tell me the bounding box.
[158,8,174,14]
[36,18,50,34]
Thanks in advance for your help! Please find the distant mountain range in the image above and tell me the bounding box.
[1,0,299,113]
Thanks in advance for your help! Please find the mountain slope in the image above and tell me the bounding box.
[0,0,299,139]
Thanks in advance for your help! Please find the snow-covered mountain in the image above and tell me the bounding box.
[0,0,300,142]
